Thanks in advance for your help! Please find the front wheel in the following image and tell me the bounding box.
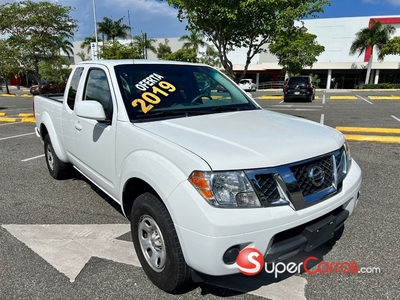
[131,193,191,292]
[44,135,69,179]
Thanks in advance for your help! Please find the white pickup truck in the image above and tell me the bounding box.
[34,60,362,292]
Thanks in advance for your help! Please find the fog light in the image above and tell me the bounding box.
[223,246,240,265]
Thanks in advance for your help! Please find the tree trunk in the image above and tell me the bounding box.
[365,47,373,85]
[5,81,10,94]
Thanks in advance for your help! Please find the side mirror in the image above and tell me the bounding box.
[75,100,106,121]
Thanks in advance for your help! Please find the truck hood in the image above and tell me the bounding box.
[135,110,345,170]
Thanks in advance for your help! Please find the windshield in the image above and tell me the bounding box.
[114,64,259,121]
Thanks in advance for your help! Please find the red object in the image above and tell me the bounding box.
[235,248,264,276]
[364,17,400,62]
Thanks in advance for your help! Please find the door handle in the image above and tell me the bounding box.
[74,122,82,131]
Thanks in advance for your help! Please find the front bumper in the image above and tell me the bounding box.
[168,160,361,276]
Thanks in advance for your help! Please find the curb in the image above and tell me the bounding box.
[336,126,400,144]
[1,93,32,97]
[0,113,35,123]
[368,96,400,100]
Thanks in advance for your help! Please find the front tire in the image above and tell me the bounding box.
[44,135,69,179]
[131,193,191,292]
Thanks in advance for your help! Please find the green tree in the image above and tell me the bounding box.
[350,20,395,85]
[179,29,206,54]
[76,51,91,62]
[381,36,400,56]
[167,0,329,79]
[101,40,142,59]
[310,73,321,87]
[199,45,221,68]
[80,36,100,54]
[53,35,74,57]
[0,0,77,91]
[40,57,71,85]
[132,33,157,59]
[165,49,197,62]
[269,27,324,75]
[97,16,131,41]
[0,39,23,94]
[157,39,172,60]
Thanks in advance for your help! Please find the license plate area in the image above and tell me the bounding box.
[302,215,336,252]
[294,92,300,95]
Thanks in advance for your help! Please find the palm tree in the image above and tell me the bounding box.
[80,36,99,54]
[179,29,206,55]
[199,45,221,68]
[97,16,130,41]
[350,20,395,85]
[132,33,157,59]
[53,35,74,58]
[156,38,172,60]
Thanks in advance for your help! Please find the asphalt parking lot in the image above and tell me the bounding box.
[1,91,399,300]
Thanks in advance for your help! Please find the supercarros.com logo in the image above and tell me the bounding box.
[236,248,265,276]
[235,247,380,278]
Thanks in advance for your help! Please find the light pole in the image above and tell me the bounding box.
[92,0,99,60]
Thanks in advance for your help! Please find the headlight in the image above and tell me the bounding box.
[344,140,352,174]
[189,171,262,208]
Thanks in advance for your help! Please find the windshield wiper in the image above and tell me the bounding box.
[134,106,258,122]
[136,110,189,120]
[210,106,256,112]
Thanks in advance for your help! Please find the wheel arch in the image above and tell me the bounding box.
[38,112,68,162]
[122,177,159,220]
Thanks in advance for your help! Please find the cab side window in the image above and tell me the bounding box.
[66,67,84,110]
[83,69,113,121]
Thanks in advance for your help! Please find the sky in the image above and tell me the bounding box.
[1,0,400,41]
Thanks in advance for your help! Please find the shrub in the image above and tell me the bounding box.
[363,83,400,89]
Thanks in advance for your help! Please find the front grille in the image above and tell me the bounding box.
[290,155,334,197]
[254,174,280,203]
[246,147,347,210]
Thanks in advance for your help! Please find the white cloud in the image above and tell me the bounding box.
[387,0,400,6]
[101,0,178,19]
[364,0,400,5]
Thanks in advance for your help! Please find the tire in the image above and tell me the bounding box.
[131,193,191,292]
[44,135,69,179]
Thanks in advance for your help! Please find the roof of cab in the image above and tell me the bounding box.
[77,59,209,68]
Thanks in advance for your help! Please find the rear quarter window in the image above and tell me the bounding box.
[66,67,84,110]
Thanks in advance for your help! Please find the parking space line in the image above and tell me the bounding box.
[21,154,45,162]
[0,132,35,141]
[391,115,400,123]
[0,122,24,127]
[320,114,324,124]
[356,94,373,104]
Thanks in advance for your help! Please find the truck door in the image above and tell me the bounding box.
[71,67,117,196]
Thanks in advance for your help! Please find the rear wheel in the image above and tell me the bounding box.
[44,135,69,179]
[131,192,191,292]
